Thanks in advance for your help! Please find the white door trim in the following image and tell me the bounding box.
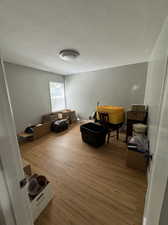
[0,158,16,225]
[0,58,33,225]
[143,56,168,225]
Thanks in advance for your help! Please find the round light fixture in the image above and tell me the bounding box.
[59,49,80,61]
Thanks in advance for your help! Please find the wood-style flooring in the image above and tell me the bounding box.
[21,123,147,225]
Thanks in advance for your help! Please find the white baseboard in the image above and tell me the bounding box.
[143,217,147,225]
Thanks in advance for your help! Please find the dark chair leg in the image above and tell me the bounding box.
[116,128,119,140]
[107,132,110,144]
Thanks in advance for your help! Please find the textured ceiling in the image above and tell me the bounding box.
[0,0,168,75]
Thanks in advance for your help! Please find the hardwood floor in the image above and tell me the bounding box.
[21,123,147,225]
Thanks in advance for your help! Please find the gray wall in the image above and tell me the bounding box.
[65,62,147,119]
[5,62,64,133]
[5,61,147,132]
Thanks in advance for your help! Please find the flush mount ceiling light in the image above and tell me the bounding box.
[59,49,80,61]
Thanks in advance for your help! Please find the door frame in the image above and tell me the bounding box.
[0,57,33,225]
[143,56,168,225]
[0,159,16,225]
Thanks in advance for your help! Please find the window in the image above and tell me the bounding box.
[49,82,65,112]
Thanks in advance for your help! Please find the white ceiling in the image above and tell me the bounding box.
[0,0,168,75]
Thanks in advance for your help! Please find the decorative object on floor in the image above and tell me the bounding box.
[80,122,107,147]
[51,119,69,132]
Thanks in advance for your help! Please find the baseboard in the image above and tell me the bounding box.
[143,217,147,225]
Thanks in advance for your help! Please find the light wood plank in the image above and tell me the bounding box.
[21,123,147,225]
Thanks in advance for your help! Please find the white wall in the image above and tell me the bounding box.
[5,62,64,133]
[65,62,147,119]
[144,18,168,155]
